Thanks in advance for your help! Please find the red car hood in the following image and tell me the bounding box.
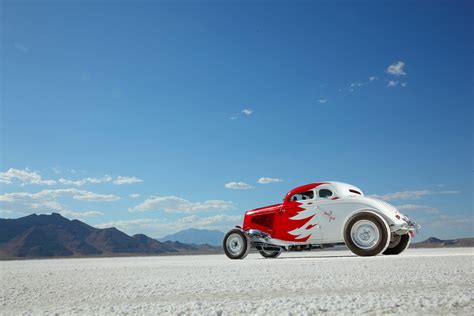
[246,203,282,216]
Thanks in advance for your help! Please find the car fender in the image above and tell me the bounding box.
[340,196,404,227]
[342,209,392,250]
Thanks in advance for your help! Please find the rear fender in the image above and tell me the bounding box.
[342,208,396,237]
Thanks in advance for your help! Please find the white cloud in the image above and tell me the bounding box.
[0,168,56,186]
[129,196,236,213]
[224,181,254,190]
[401,82,407,87]
[0,167,143,187]
[258,177,283,184]
[371,190,460,202]
[0,189,108,220]
[395,204,439,214]
[58,178,87,186]
[369,75,378,82]
[86,176,113,184]
[242,109,253,115]
[386,61,406,76]
[0,188,120,204]
[428,214,474,228]
[387,80,398,87]
[371,190,430,201]
[114,176,143,185]
[59,175,113,186]
[317,99,327,104]
[129,193,141,198]
[73,191,120,202]
[58,175,141,186]
[0,209,25,217]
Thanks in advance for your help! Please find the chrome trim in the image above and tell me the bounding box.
[407,220,421,233]
[246,229,271,241]
[394,219,421,234]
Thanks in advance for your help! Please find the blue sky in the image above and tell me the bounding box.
[1,0,472,241]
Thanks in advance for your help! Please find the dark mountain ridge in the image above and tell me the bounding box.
[0,213,218,259]
[159,228,225,246]
[411,237,474,248]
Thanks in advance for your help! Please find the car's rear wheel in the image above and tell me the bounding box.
[259,247,282,258]
[344,212,390,256]
[383,233,411,255]
[223,228,250,259]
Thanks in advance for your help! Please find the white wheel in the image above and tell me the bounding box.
[350,220,381,250]
[226,233,244,255]
[223,229,250,259]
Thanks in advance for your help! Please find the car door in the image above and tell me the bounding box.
[274,190,323,242]
[313,186,342,242]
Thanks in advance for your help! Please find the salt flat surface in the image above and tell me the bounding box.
[1,248,473,315]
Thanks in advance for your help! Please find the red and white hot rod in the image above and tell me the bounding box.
[223,182,419,259]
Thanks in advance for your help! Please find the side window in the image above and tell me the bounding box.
[291,190,314,201]
[318,189,333,198]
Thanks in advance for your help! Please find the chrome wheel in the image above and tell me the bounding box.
[223,228,250,259]
[226,233,244,256]
[350,219,380,249]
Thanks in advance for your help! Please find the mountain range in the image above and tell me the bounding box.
[159,228,224,246]
[411,237,474,248]
[0,213,219,259]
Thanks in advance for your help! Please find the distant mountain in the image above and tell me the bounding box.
[0,213,219,259]
[159,228,225,246]
[411,237,474,248]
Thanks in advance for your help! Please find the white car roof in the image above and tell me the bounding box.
[323,181,364,197]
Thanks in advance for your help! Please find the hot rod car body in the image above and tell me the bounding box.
[223,182,419,259]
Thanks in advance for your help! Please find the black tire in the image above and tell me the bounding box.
[344,212,390,256]
[259,248,282,258]
[223,228,250,259]
[383,233,411,255]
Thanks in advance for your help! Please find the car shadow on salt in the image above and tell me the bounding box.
[253,254,358,260]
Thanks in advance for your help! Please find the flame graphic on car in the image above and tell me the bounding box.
[288,203,319,240]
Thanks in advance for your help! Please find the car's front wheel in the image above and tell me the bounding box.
[383,233,411,255]
[344,212,390,256]
[223,228,250,259]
